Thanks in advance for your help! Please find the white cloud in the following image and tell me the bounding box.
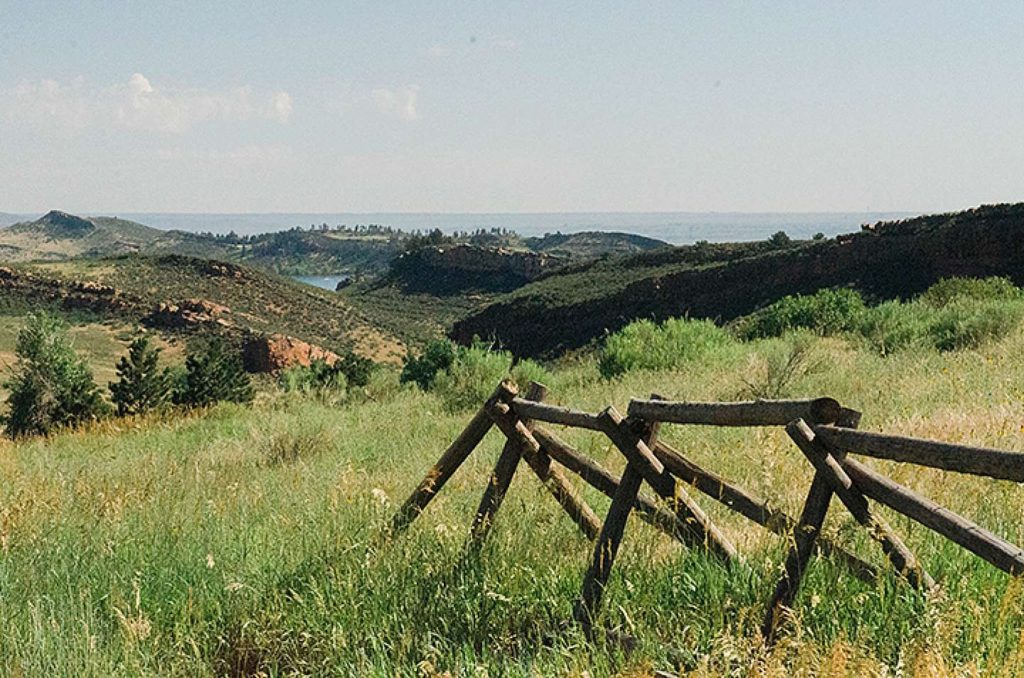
[493,38,517,50]
[371,85,419,121]
[5,73,293,134]
[427,44,449,57]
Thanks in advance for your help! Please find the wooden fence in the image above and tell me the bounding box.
[389,380,1024,645]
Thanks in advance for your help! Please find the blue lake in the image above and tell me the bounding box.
[292,275,350,291]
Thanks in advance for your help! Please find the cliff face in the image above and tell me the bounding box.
[389,244,568,295]
[451,204,1024,358]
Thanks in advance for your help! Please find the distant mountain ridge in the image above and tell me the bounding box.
[0,210,226,262]
[0,210,670,279]
[451,203,1024,357]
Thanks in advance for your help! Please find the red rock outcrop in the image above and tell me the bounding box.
[242,333,341,373]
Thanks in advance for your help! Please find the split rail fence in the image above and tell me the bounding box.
[389,380,1024,644]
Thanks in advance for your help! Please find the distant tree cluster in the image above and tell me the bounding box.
[3,315,255,438]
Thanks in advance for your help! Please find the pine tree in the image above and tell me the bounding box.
[173,338,254,408]
[109,337,171,416]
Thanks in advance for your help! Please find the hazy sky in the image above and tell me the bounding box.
[1,1,1022,214]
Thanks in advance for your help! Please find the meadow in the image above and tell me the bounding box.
[3,286,1024,675]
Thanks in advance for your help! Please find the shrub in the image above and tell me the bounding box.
[173,338,254,408]
[598,317,735,379]
[4,314,108,437]
[279,359,348,397]
[334,351,374,388]
[920,276,1021,308]
[857,297,1024,354]
[736,288,866,340]
[400,339,456,390]
[109,337,172,416]
[740,334,825,400]
[928,300,1024,352]
[430,341,553,412]
[768,230,791,247]
[857,301,932,355]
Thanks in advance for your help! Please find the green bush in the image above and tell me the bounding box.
[109,337,172,416]
[430,342,553,412]
[920,276,1021,307]
[598,317,735,379]
[400,339,456,390]
[736,288,866,340]
[856,297,1024,355]
[334,351,374,388]
[279,359,348,399]
[928,300,1024,351]
[4,314,109,438]
[857,301,932,355]
[173,338,254,408]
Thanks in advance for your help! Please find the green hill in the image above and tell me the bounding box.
[0,254,405,363]
[0,211,230,262]
[452,204,1024,357]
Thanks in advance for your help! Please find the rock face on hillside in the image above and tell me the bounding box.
[389,244,568,295]
[144,299,232,329]
[0,266,134,314]
[452,203,1024,358]
[242,333,341,373]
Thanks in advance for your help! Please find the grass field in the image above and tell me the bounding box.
[2,319,1024,675]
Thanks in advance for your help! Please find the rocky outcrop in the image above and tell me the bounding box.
[144,299,232,329]
[397,244,564,281]
[242,333,341,373]
[389,244,569,295]
[0,266,134,314]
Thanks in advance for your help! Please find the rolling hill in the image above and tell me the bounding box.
[0,254,406,363]
[0,210,231,262]
[452,203,1024,357]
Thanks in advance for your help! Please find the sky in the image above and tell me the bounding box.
[0,1,1022,214]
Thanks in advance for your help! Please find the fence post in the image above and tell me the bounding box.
[469,382,549,548]
[573,410,662,632]
[391,382,508,535]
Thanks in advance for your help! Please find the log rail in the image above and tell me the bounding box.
[389,380,1024,654]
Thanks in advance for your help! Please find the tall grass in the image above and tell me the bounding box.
[5,297,1024,674]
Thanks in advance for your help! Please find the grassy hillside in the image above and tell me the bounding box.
[454,204,1024,357]
[3,305,1024,674]
[0,211,231,262]
[1,255,405,363]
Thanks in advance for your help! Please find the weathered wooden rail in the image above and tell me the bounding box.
[390,380,1024,650]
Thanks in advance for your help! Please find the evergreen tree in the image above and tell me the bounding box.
[109,337,171,416]
[173,338,254,407]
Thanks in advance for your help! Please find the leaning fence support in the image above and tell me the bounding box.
[574,413,661,632]
[652,439,878,582]
[470,382,549,548]
[533,427,712,548]
[761,468,834,643]
[487,398,602,541]
[391,382,507,534]
[600,406,737,561]
[787,420,934,590]
[841,457,1024,575]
